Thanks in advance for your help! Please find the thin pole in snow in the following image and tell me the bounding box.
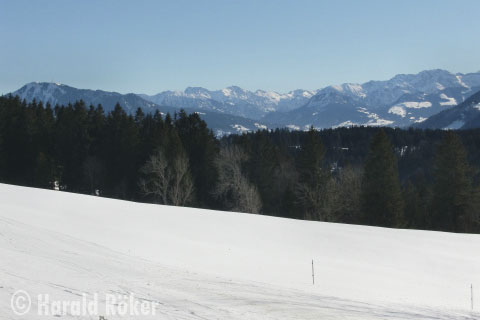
[312,259,315,285]
[472,284,474,311]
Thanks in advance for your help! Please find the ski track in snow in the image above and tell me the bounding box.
[0,184,479,319]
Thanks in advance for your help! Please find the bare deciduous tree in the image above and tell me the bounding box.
[213,145,262,214]
[295,174,334,221]
[169,155,195,206]
[329,166,363,222]
[139,150,194,206]
[296,165,363,222]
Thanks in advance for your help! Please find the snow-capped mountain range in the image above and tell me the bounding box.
[8,69,480,134]
[10,82,276,136]
[11,82,158,114]
[138,86,315,119]
[264,69,480,129]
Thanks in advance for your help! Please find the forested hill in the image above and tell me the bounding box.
[0,95,479,233]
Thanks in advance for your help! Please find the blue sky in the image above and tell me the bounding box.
[1,0,479,94]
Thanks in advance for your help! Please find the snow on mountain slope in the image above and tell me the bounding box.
[140,86,315,119]
[9,83,274,136]
[141,70,480,128]
[10,70,480,131]
[263,70,480,129]
[12,82,158,113]
[417,89,480,130]
[0,183,479,319]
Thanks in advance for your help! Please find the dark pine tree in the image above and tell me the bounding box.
[174,110,219,208]
[361,129,404,227]
[296,128,330,220]
[245,130,279,215]
[431,132,472,232]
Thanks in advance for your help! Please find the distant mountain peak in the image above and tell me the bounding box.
[11,82,157,113]
[9,68,480,132]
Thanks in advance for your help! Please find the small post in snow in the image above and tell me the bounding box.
[312,259,315,285]
[472,284,474,311]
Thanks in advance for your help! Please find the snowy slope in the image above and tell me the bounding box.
[0,183,479,319]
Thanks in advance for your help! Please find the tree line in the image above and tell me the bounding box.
[0,95,479,233]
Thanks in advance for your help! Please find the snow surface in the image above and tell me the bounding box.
[439,93,457,106]
[357,107,394,126]
[231,124,250,133]
[331,84,366,98]
[414,117,428,123]
[254,123,268,130]
[334,121,357,128]
[456,75,470,89]
[0,183,479,319]
[143,86,316,116]
[388,106,407,117]
[285,124,300,131]
[394,101,433,109]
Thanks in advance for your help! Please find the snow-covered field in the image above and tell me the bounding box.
[0,183,479,319]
